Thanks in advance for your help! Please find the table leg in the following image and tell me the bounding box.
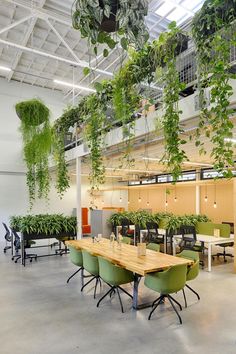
[208,244,212,272]
[81,267,84,287]
[11,230,14,257]
[21,234,25,266]
[164,234,167,254]
[132,274,139,309]
[173,237,176,256]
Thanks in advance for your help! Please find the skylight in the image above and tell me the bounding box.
[155,0,204,25]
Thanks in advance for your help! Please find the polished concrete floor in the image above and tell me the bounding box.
[0,242,236,354]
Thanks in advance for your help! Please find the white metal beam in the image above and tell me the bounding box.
[0,38,114,77]
[0,14,33,35]
[7,0,46,81]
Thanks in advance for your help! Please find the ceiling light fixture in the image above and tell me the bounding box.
[142,157,213,167]
[105,167,158,174]
[204,185,208,202]
[138,189,141,203]
[0,65,11,72]
[53,79,96,92]
[213,183,217,208]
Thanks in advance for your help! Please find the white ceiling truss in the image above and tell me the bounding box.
[0,0,205,101]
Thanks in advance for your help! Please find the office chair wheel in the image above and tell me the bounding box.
[4,249,6,253]
[12,257,14,261]
[224,259,227,263]
[15,260,18,263]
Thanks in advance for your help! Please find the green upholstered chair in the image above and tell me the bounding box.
[121,236,131,245]
[177,250,200,307]
[67,245,83,284]
[146,243,160,252]
[81,250,101,299]
[144,264,187,324]
[97,256,134,313]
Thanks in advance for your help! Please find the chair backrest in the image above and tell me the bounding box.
[121,236,131,245]
[68,245,83,267]
[82,250,99,276]
[178,250,199,281]
[146,243,160,252]
[146,222,159,232]
[196,222,230,238]
[11,229,21,249]
[145,264,187,294]
[98,256,133,286]
[179,225,197,250]
[2,222,11,242]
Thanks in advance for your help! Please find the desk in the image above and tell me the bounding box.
[20,232,76,266]
[173,234,234,272]
[66,238,192,309]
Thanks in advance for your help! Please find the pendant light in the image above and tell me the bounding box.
[119,190,122,203]
[147,189,150,207]
[204,184,208,202]
[174,186,177,202]
[213,183,217,208]
[138,189,141,203]
[165,189,168,207]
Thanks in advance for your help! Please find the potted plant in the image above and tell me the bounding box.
[15,99,49,126]
[72,0,149,55]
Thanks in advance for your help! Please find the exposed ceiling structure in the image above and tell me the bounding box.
[0,0,204,103]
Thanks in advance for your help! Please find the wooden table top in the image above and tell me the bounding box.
[66,238,192,276]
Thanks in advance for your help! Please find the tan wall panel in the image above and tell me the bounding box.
[128,185,196,215]
[200,183,233,223]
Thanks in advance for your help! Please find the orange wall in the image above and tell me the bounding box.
[128,182,234,223]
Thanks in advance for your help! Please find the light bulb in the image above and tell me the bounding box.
[204,196,208,202]
[147,201,150,206]
[165,201,168,206]
[138,197,141,203]
[102,200,104,204]
[174,197,177,202]
[128,200,130,204]
[214,202,217,208]
[119,197,122,203]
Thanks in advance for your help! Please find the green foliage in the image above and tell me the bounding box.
[9,214,77,235]
[72,0,149,56]
[192,0,236,177]
[107,210,210,232]
[16,99,51,207]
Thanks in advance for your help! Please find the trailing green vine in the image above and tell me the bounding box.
[192,0,236,176]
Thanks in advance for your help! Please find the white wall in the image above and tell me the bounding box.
[0,78,67,224]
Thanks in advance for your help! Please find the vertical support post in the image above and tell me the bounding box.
[76,157,82,239]
[233,179,236,273]
[196,185,200,215]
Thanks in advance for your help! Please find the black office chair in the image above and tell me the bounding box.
[11,229,37,263]
[146,222,164,246]
[2,222,12,253]
[120,218,134,244]
[212,242,234,263]
[179,225,205,268]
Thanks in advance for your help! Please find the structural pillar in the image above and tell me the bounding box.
[195,185,200,215]
[76,157,82,239]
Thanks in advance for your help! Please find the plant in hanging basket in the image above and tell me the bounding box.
[15,99,49,126]
[72,0,149,56]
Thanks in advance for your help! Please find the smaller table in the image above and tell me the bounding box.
[173,234,234,272]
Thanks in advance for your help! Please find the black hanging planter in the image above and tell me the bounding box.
[99,0,119,33]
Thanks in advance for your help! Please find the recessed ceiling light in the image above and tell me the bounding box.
[0,65,11,72]
[53,79,96,92]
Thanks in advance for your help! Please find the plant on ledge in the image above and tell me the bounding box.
[16,99,52,207]
[71,0,149,57]
[192,0,236,177]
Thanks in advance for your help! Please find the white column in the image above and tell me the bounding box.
[76,157,82,239]
[196,185,200,215]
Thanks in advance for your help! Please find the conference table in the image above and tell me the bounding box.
[172,234,234,272]
[66,238,192,310]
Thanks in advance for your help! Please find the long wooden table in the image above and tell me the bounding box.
[66,238,192,309]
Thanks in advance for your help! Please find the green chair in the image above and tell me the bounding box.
[146,243,160,252]
[56,235,75,255]
[144,264,187,324]
[67,245,83,284]
[177,250,200,307]
[81,250,101,298]
[121,236,131,245]
[97,256,134,313]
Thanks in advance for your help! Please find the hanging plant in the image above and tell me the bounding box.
[16,99,52,207]
[71,0,149,56]
[192,0,236,177]
[154,22,188,181]
[83,94,107,190]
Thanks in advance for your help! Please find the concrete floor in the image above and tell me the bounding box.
[0,242,236,354]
